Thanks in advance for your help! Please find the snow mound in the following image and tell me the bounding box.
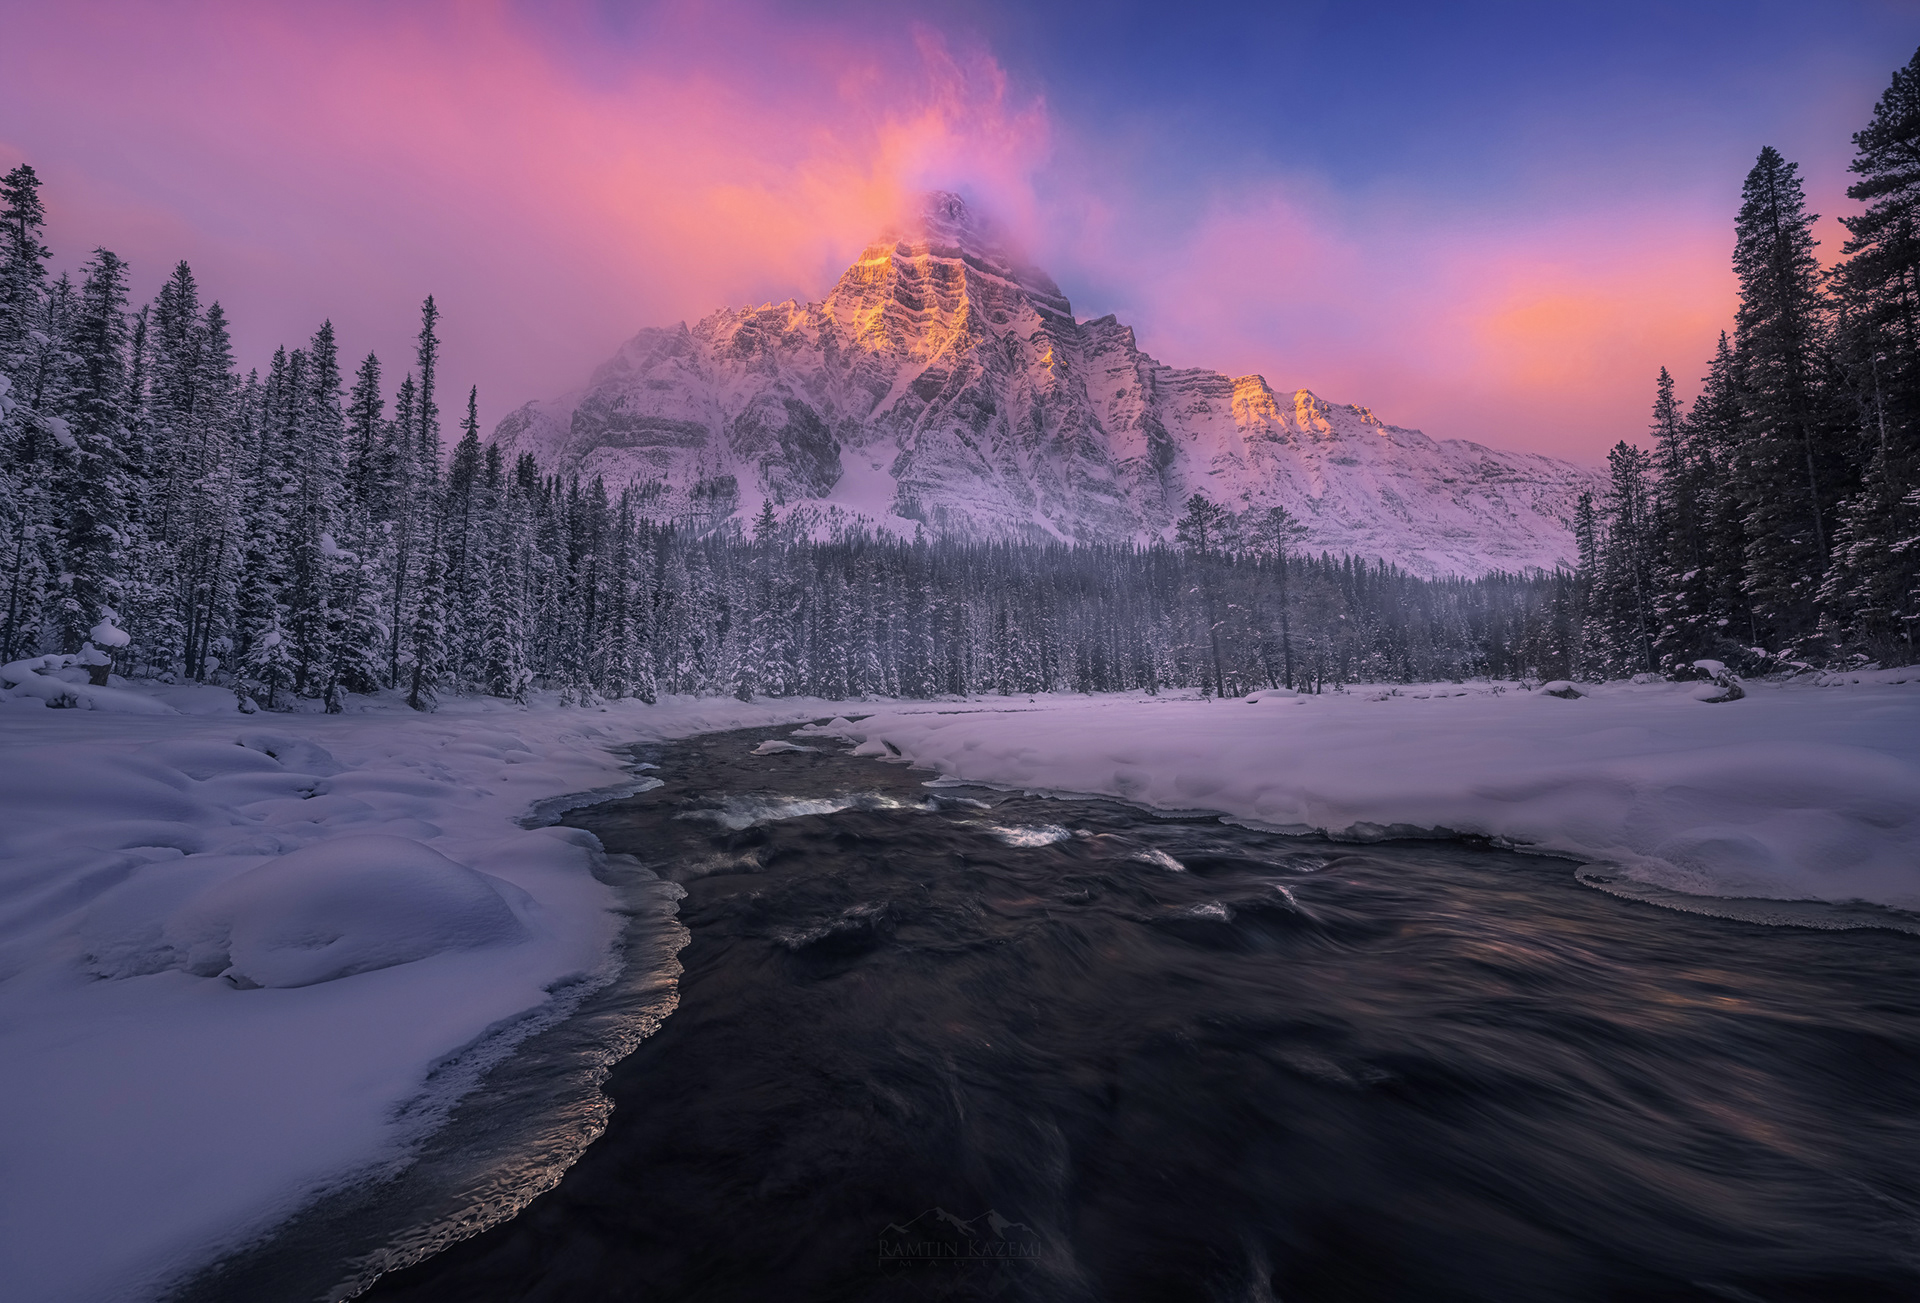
[0,654,178,714]
[750,739,819,755]
[93,835,531,988]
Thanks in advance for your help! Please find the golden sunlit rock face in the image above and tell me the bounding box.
[495,192,1605,576]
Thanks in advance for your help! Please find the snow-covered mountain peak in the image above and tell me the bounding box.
[891,189,992,247]
[492,198,1605,577]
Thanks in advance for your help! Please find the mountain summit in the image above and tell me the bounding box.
[493,191,1601,576]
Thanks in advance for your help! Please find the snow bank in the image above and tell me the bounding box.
[86,835,532,989]
[821,675,1920,912]
[1,653,179,713]
[6,671,1916,1300]
[0,689,851,1303]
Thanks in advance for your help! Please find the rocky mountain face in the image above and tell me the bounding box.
[493,192,1603,577]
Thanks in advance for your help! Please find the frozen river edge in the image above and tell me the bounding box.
[0,671,1916,1300]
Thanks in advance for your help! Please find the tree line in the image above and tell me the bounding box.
[1576,48,1920,676]
[5,50,1913,713]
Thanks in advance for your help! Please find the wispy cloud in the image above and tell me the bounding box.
[0,0,1879,460]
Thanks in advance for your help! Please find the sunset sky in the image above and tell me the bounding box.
[1,0,1912,461]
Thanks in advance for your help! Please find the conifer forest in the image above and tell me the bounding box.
[2,49,1918,712]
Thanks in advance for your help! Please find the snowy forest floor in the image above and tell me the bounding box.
[2,669,1917,1301]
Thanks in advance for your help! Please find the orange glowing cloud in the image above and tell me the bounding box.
[1086,184,1739,458]
[0,1,1054,426]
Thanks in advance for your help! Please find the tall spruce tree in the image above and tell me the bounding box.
[0,165,53,662]
[1822,48,1920,657]
[1648,368,1714,667]
[1174,493,1235,696]
[52,249,135,653]
[0,165,49,373]
[1731,147,1844,646]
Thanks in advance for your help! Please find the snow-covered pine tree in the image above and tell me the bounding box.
[325,351,389,696]
[1839,45,1920,460]
[1595,441,1658,675]
[1647,368,1715,669]
[144,262,202,537]
[344,352,385,519]
[1685,335,1757,653]
[441,385,483,690]
[180,306,243,681]
[1731,147,1847,649]
[1174,493,1234,696]
[629,517,659,706]
[234,350,292,696]
[51,248,135,654]
[1571,490,1600,676]
[0,165,49,375]
[405,513,448,711]
[1247,505,1308,688]
[0,165,53,662]
[596,490,638,700]
[284,321,346,699]
[381,372,419,687]
[1820,51,1920,658]
[241,604,296,709]
[413,297,442,487]
[481,474,533,702]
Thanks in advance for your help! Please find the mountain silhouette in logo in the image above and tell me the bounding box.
[880,1208,1034,1240]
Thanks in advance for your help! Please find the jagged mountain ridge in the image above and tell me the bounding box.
[493,192,1603,577]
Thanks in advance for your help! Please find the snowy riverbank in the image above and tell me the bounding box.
[3,670,1917,1300]
[814,670,1920,914]
[0,687,848,1303]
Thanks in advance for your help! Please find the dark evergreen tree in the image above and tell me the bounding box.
[1821,49,1920,658]
[0,164,49,372]
[51,248,134,653]
[406,515,448,711]
[1731,147,1844,646]
[1174,493,1235,696]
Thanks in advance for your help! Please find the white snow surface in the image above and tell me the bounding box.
[806,671,1920,911]
[0,687,853,1303]
[6,669,1920,1300]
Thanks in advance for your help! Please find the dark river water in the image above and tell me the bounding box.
[191,722,1920,1302]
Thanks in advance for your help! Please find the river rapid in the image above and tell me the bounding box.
[207,722,1920,1301]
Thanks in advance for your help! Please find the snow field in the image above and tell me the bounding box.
[0,689,847,1303]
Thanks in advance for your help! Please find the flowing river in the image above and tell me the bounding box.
[186,722,1920,1302]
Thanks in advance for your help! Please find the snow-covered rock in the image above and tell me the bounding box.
[84,834,533,989]
[493,192,1604,577]
[0,653,179,713]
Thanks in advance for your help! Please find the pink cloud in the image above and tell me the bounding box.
[1073,183,1740,461]
[0,0,1792,463]
[0,1,1052,427]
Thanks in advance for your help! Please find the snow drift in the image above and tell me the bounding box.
[82,834,531,989]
